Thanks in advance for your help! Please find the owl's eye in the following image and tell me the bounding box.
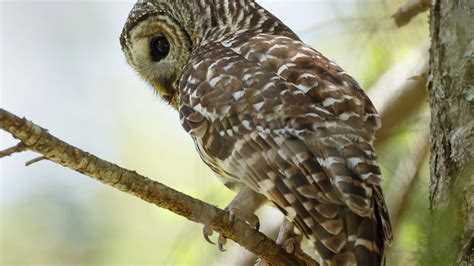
[150,36,170,61]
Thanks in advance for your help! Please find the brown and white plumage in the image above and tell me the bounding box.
[121,1,392,265]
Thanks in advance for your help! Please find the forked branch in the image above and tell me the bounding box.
[0,108,314,266]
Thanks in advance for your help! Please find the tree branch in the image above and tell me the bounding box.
[392,0,430,27]
[0,142,27,158]
[370,46,429,148]
[386,129,430,229]
[0,108,312,266]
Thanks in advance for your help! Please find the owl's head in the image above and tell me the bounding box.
[120,0,297,107]
[120,1,193,107]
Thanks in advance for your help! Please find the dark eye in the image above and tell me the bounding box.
[150,36,170,61]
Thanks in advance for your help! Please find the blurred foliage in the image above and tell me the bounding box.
[1,0,431,265]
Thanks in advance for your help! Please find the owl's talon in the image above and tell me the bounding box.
[202,226,215,245]
[254,258,270,266]
[254,258,261,266]
[225,206,260,230]
[282,238,297,254]
[228,209,236,223]
[200,188,266,252]
[218,244,226,252]
[202,225,228,252]
[276,219,303,255]
[218,234,227,252]
[275,219,316,266]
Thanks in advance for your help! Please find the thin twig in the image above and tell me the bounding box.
[0,108,311,266]
[25,156,47,166]
[392,0,430,27]
[0,142,27,158]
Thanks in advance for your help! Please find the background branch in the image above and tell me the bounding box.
[370,46,428,148]
[392,0,430,27]
[0,108,312,266]
[386,130,430,229]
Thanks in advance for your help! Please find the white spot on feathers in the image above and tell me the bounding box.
[284,193,296,203]
[346,157,365,167]
[277,63,297,75]
[209,77,220,87]
[319,156,344,168]
[355,239,378,252]
[295,84,311,94]
[269,44,287,51]
[253,102,264,111]
[322,97,343,107]
[232,91,245,101]
[243,73,252,81]
[290,52,307,61]
[258,179,275,192]
[339,112,359,121]
[304,218,315,227]
[242,120,251,130]
[284,206,297,220]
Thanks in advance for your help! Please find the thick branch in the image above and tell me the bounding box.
[0,108,310,266]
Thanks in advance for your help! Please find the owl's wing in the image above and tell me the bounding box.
[179,33,392,265]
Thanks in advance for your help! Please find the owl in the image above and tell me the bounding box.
[120,1,392,265]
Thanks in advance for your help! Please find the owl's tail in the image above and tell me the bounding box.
[308,188,392,266]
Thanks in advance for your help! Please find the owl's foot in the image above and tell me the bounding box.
[202,225,228,251]
[202,187,266,251]
[202,206,259,251]
[255,219,316,266]
[276,218,303,253]
[226,204,261,230]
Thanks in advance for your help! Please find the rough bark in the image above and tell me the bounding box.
[428,0,474,265]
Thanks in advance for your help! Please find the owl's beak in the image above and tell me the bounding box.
[151,80,173,97]
[151,80,178,107]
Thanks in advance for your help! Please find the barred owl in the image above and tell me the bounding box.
[120,1,392,265]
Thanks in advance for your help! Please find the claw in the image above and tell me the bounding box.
[218,243,226,252]
[218,235,227,252]
[254,258,261,266]
[228,208,236,223]
[274,219,316,266]
[200,188,266,252]
[226,206,260,230]
[202,226,215,245]
[254,258,270,266]
[283,238,296,254]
